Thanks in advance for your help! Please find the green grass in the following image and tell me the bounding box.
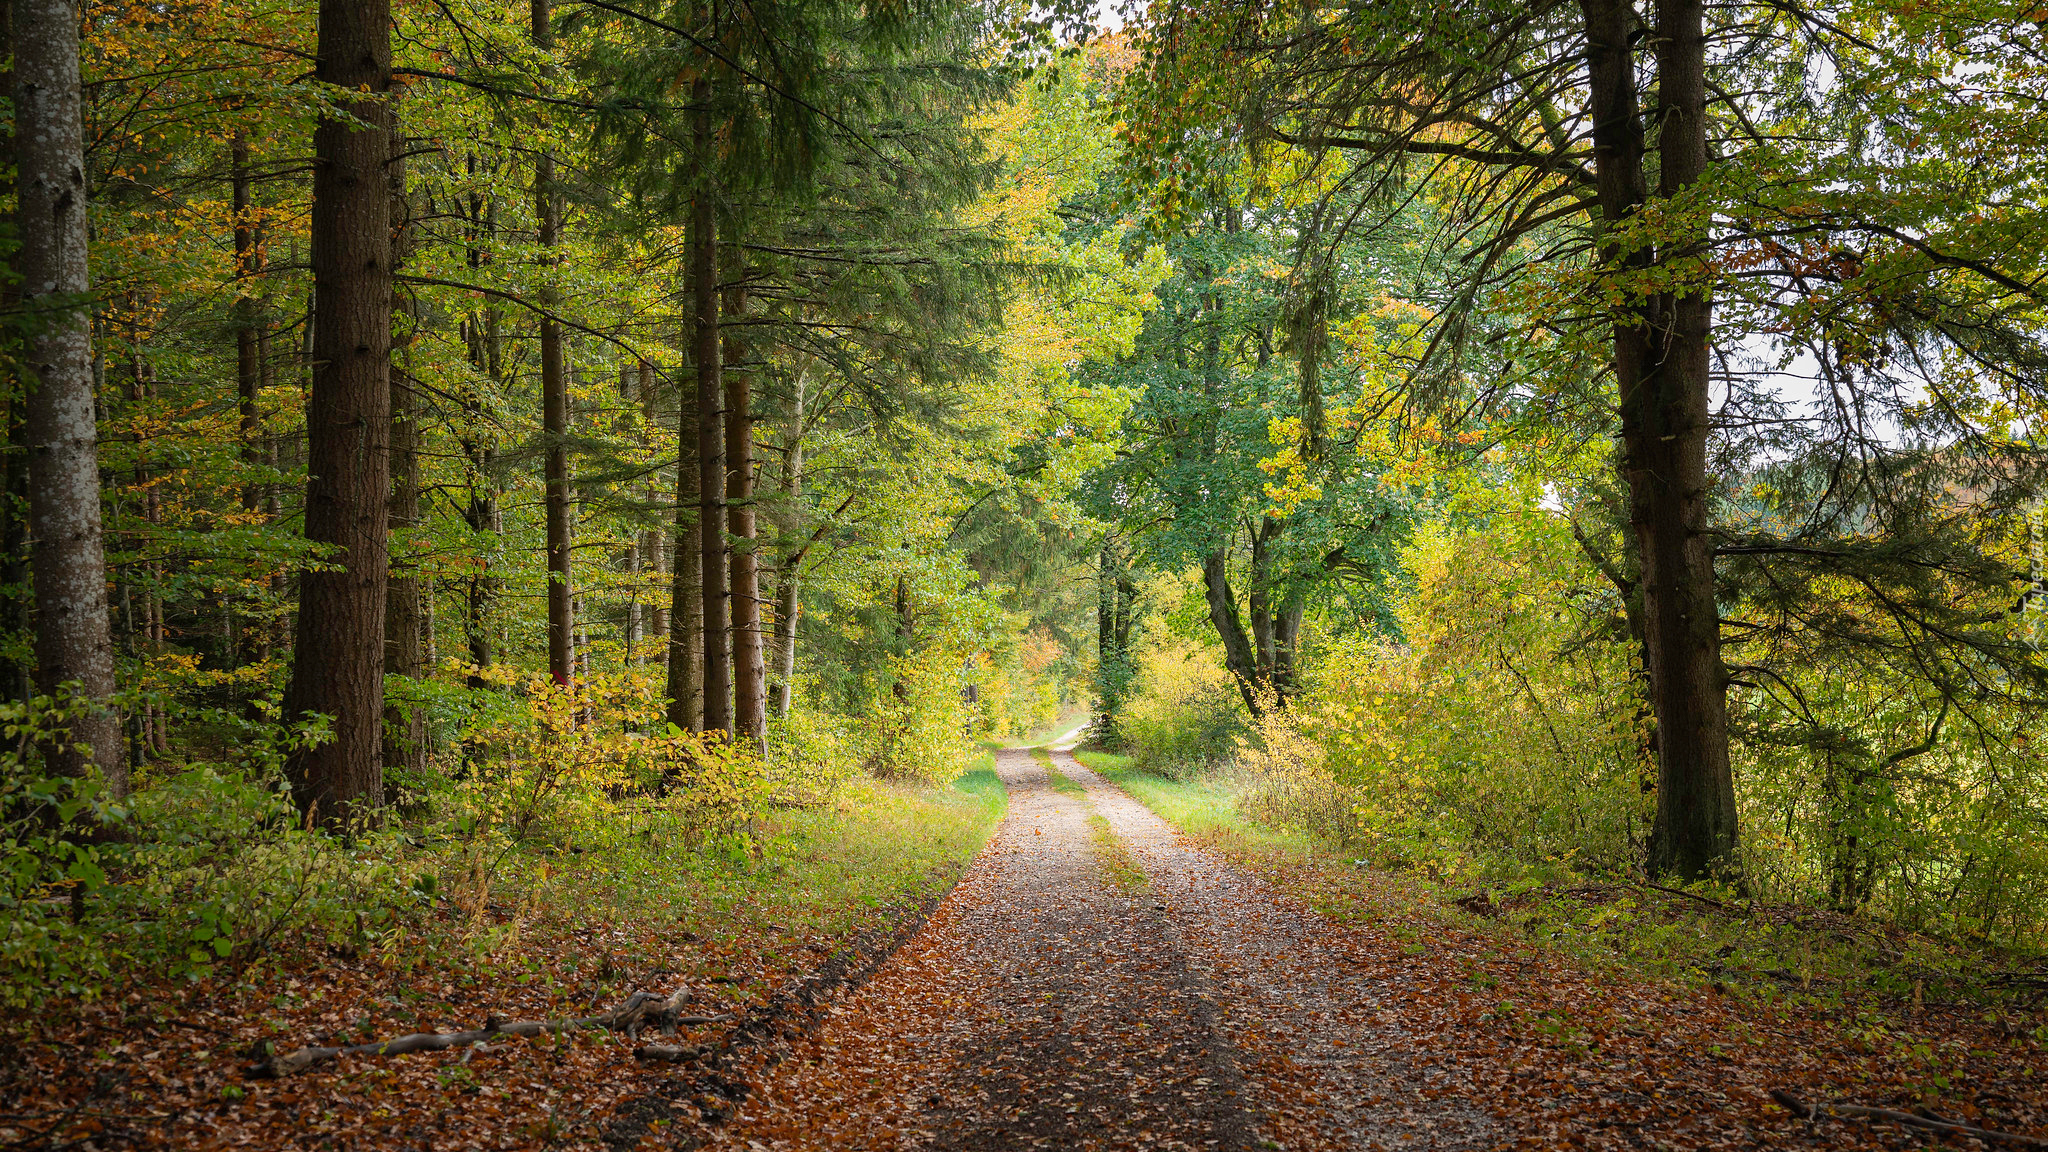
[464,749,1011,981]
[1073,750,1318,857]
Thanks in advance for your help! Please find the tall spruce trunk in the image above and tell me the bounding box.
[691,82,732,737]
[534,0,573,688]
[284,0,392,825]
[723,275,765,748]
[666,347,704,730]
[1579,0,1736,880]
[14,0,124,795]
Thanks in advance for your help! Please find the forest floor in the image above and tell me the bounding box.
[8,751,2045,1151]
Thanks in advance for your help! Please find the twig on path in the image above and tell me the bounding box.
[246,990,733,1079]
[1769,1088,2048,1148]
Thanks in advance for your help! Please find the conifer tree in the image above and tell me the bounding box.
[284,0,393,824]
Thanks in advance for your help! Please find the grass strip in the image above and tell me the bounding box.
[1036,748,1145,893]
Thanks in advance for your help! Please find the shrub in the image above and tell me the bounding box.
[862,647,974,785]
[1118,632,1246,778]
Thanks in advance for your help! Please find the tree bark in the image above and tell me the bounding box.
[723,272,765,749]
[666,346,704,731]
[639,360,668,656]
[1249,518,1278,679]
[691,82,731,738]
[459,196,503,690]
[533,0,573,689]
[1202,547,1263,718]
[768,367,805,718]
[14,0,124,796]
[1579,0,1737,879]
[284,0,392,826]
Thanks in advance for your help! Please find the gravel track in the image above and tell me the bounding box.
[719,749,1491,1151]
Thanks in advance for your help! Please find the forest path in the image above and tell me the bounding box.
[717,749,1493,1151]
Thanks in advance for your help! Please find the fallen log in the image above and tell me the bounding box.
[249,990,732,1079]
[633,1043,706,1063]
[1770,1088,2048,1148]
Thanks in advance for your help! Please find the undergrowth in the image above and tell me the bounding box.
[1073,750,2048,1029]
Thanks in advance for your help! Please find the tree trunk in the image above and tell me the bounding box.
[385,369,427,781]
[666,346,704,731]
[14,0,124,796]
[1579,0,1737,880]
[723,272,765,750]
[1098,547,1115,672]
[383,125,426,785]
[1272,595,1303,706]
[1249,518,1278,679]
[691,82,731,738]
[459,174,501,691]
[639,360,668,654]
[624,536,642,662]
[533,0,572,689]
[1201,547,1262,718]
[284,0,392,826]
[768,367,805,718]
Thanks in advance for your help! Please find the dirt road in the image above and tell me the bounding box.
[719,749,1492,1151]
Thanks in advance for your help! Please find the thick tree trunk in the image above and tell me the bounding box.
[723,274,765,749]
[691,83,732,738]
[1272,596,1303,706]
[1201,548,1263,718]
[0,375,28,710]
[1579,0,1736,880]
[284,0,392,826]
[14,0,124,796]
[1249,518,1278,679]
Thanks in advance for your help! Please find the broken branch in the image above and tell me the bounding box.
[1770,1089,2048,1148]
[248,991,730,1078]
